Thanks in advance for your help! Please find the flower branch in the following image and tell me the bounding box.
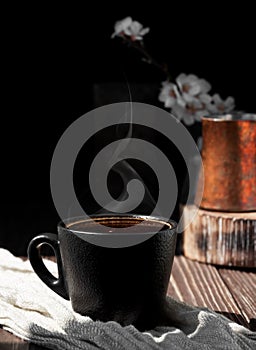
[111,17,235,126]
[119,35,172,81]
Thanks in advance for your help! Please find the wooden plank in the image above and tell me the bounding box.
[0,328,51,349]
[168,256,248,327]
[219,268,256,331]
[0,328,28,350]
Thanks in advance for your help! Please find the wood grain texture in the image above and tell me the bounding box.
[219,268,256,331]
[168,256,248,327]
[182,205,256,267]
[0,328,28,349]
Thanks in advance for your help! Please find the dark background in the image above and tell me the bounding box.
[1,4,255,255]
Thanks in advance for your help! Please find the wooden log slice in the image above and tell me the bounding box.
[182,205,256,267]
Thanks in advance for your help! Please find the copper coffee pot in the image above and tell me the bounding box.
[197,113,256,212]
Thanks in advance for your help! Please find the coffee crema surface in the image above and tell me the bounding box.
[66,217,172,234]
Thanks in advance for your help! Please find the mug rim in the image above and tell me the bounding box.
[58,214,177,236]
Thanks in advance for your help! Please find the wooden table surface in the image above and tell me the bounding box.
[1,255,255,349]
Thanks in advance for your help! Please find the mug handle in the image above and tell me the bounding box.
[27,233,69,300]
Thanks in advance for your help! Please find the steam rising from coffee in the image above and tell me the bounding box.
[50,102,204,247]
[92,101,150,215]
[90,137,177,217]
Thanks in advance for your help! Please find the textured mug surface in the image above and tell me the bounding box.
[28,214,177,330]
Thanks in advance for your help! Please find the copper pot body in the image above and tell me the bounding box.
[199,114,256,212]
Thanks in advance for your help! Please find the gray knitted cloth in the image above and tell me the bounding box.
[0,248,255,350]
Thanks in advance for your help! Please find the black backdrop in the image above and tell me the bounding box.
[1,4,256,254]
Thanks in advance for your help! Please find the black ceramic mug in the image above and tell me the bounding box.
[28,214,177,330]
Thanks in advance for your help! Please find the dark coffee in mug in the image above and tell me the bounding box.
[67,216,172,233]
[28,214,177,331]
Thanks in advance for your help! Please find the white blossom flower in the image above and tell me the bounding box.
[124,21,150,41]
[208,94,235,114]
[176,73,211,100]
[159,81,180,108]
[172,97,209,125]
[198,93,212,105]
[111,17,149,41]
[159,75,213,125]
[111,17,132,38]
[174,73,213,124]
